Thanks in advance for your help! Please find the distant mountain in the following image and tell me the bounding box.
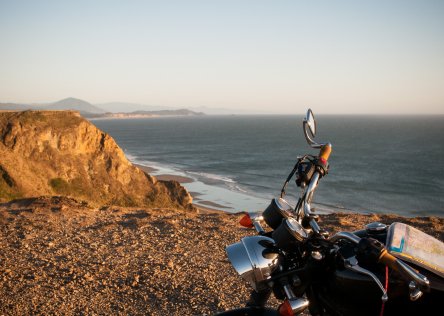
[0,103,34,111]
[44,98,105,114]
[0,98,204,117]
[96,102,175,113]
[1,98,106,116]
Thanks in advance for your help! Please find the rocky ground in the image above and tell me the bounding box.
[0,196,443,315]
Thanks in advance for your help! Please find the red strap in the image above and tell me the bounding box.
[379,266,389,316]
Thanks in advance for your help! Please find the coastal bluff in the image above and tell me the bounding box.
[0,110,192,208]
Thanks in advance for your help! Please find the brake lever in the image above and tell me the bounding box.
[344,256,388,302]
[395,258,429,289]
[395,259,429,301]
[378,246,430,301]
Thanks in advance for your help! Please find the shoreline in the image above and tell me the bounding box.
[133,163,441,218]
[88,115,158,121]
[132,161,271,214]
[134,163,195,184]
[134,163,225,210]
[88,114,202,121]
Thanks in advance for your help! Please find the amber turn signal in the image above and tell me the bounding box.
[278,299,294,316]
[239,213,254,228]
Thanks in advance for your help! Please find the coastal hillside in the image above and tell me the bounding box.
[0,110,192,208]
[98,108,205,119]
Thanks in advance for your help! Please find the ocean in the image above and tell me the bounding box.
[93,115,444,217]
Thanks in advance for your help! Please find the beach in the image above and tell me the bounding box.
[134,164,233,212]
[134,164,194,184]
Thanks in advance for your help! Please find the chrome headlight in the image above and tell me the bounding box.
[226,236,280,291]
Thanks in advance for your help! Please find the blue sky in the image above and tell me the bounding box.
[0,0,443,114]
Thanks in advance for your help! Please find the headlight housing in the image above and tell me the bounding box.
[226,236,280,291]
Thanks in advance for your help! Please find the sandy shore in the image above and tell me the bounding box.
[134,163,194,184]
[134,164,218,209]
[155,174,195,183]
[194,200,231,210]
[134,163,158,174]
[0,196,443,315]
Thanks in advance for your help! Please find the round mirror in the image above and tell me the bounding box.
[303,108,323,148]
[305,109,316,137]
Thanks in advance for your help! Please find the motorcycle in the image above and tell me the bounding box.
[216,109,444,316]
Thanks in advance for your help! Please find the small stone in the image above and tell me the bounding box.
[84,273,94,281]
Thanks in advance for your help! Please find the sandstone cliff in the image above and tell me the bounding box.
[0,110,192,208]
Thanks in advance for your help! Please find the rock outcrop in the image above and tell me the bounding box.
[0,110,192,208]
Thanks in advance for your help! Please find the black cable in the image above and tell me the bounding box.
[280,160,301,198]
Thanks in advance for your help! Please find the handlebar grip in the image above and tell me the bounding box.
[319,143,332,162]
[378,249,399,272]
[379,249,430,289]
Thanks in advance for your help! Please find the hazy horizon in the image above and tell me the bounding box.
[1,0,443,114]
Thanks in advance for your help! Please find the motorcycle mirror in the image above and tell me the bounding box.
[303,108,323,148]
[305,109,316,137]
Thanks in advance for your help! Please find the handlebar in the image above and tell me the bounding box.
[303,171,321,234]
[297,143,332,235]
[330,232,430,294]
[329,231,361,244]
[378,249,430,289]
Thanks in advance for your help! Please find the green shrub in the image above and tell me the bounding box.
[49,178,70,194]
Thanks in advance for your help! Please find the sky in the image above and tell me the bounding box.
[0,0,443,114]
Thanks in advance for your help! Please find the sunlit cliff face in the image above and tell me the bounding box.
[0,110,192,208]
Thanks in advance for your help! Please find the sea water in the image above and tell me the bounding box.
[94,115,444,217]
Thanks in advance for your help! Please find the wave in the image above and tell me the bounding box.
[125,154,248,192]
[124,152,139,163]
[227,183,249,194]
[186,171,236,184]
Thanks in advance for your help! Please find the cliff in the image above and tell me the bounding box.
[0,110,192,208]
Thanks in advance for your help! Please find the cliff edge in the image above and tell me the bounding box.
[0,110,192,208]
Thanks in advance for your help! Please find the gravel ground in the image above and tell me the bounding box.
[0,196,443,315]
